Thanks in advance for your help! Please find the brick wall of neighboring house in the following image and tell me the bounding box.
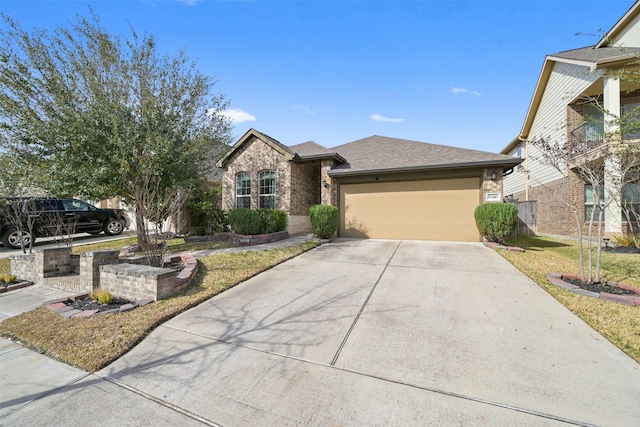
[290,162,320,215]
[511,171,598,237]
[567,103,584,132]
[220,135,292,212]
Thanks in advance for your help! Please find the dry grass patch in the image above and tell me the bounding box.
[0,241,319,371]
[500,236,640,363]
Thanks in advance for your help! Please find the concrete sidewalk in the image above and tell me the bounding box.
[2,239,639,426]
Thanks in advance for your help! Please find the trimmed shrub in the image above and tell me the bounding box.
[257,209,287,234]
[228,208,262,235]
[309,204,339,239]
[474,203,518,244]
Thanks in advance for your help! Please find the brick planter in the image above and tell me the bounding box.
[547,273,640,306]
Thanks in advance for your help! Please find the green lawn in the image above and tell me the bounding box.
[499,236,640,363]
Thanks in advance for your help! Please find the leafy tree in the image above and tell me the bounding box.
[0,11,232,245]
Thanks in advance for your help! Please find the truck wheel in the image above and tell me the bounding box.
[103,218,124,236]
[1,228,36,250]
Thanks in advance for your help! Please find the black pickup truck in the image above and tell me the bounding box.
[0,197,129,249]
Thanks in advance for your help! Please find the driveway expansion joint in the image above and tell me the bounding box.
[330,240,402,366]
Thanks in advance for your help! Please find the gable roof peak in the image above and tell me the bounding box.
[215,128,293,168]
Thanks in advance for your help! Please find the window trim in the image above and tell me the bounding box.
[584,184,605,221]
[235,172,251,209]
[258,170,276,209]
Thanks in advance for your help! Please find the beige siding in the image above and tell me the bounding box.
[503,145,526,197]
[526,62,602,188]
[614,12,640,46]
[340,178,481,242]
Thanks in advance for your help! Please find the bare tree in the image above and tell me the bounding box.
[130,173,190,266]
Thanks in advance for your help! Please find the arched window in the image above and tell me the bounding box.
[236,172,251,208]
[259,170,276,209]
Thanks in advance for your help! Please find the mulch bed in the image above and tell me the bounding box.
[547,273,640,306]
[67,295,134,312]
[563,277,636,296]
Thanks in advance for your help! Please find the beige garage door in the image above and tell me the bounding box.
[340,178,481,241]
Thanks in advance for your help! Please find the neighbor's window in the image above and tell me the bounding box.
[622,182,640,220]
[259,170,276,209]
[585,184,605,221]
[620,102,640,139]
[236,172,251,209]
[584,104,604,141]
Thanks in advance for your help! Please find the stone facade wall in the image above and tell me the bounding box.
[290,162,320,215]
[321,160,337,206]
[482,168,504,202]
[80,250,120,294]
[220,135,292,212]
[100,264,177,302]
[288,215,312,235]
[10,253,38,283]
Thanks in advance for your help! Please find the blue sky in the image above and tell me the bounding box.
[1,0,636,152]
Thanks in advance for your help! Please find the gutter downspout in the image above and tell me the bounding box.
[518,135,529,200]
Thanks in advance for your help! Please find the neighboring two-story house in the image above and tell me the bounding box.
[501,1,640,238]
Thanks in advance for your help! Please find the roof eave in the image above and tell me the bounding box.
[328,158,524,178]
[291,152,348,164]
[501,135,527,155]
[595,1,640,48]
[593,52,640,69]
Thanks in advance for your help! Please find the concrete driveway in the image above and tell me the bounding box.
[3,239,640,426]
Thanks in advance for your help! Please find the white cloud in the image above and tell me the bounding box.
[220,108,256,124]
[370,114,405,123]
[451,87,481,96]
[292,105,315,115]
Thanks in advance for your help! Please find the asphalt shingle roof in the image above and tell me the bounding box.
[288,141,333,157]
[328,135,521,175]
[549,45,640,63]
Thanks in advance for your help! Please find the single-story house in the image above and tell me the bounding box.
[501,1,640,238]
[216,128,522,242]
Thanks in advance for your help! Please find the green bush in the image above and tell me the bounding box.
[184,181,225,234]
[474,203,518,244]
[309,204,339,239]
[257,209,287,234]
[209,208,230,233]
[228,208,262,235]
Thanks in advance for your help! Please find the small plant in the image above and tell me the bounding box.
[474,203,518,244]
[309,204,339,239]
[0,274,17,284]
[612,234,640,248]
[92,289,114,305]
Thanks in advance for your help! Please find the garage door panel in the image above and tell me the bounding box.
[340,178,481,242]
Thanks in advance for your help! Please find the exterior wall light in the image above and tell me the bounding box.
[491,171,498,181]
[323,180,331,189]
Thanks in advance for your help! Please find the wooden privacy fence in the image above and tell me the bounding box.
[507,199,537,237]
